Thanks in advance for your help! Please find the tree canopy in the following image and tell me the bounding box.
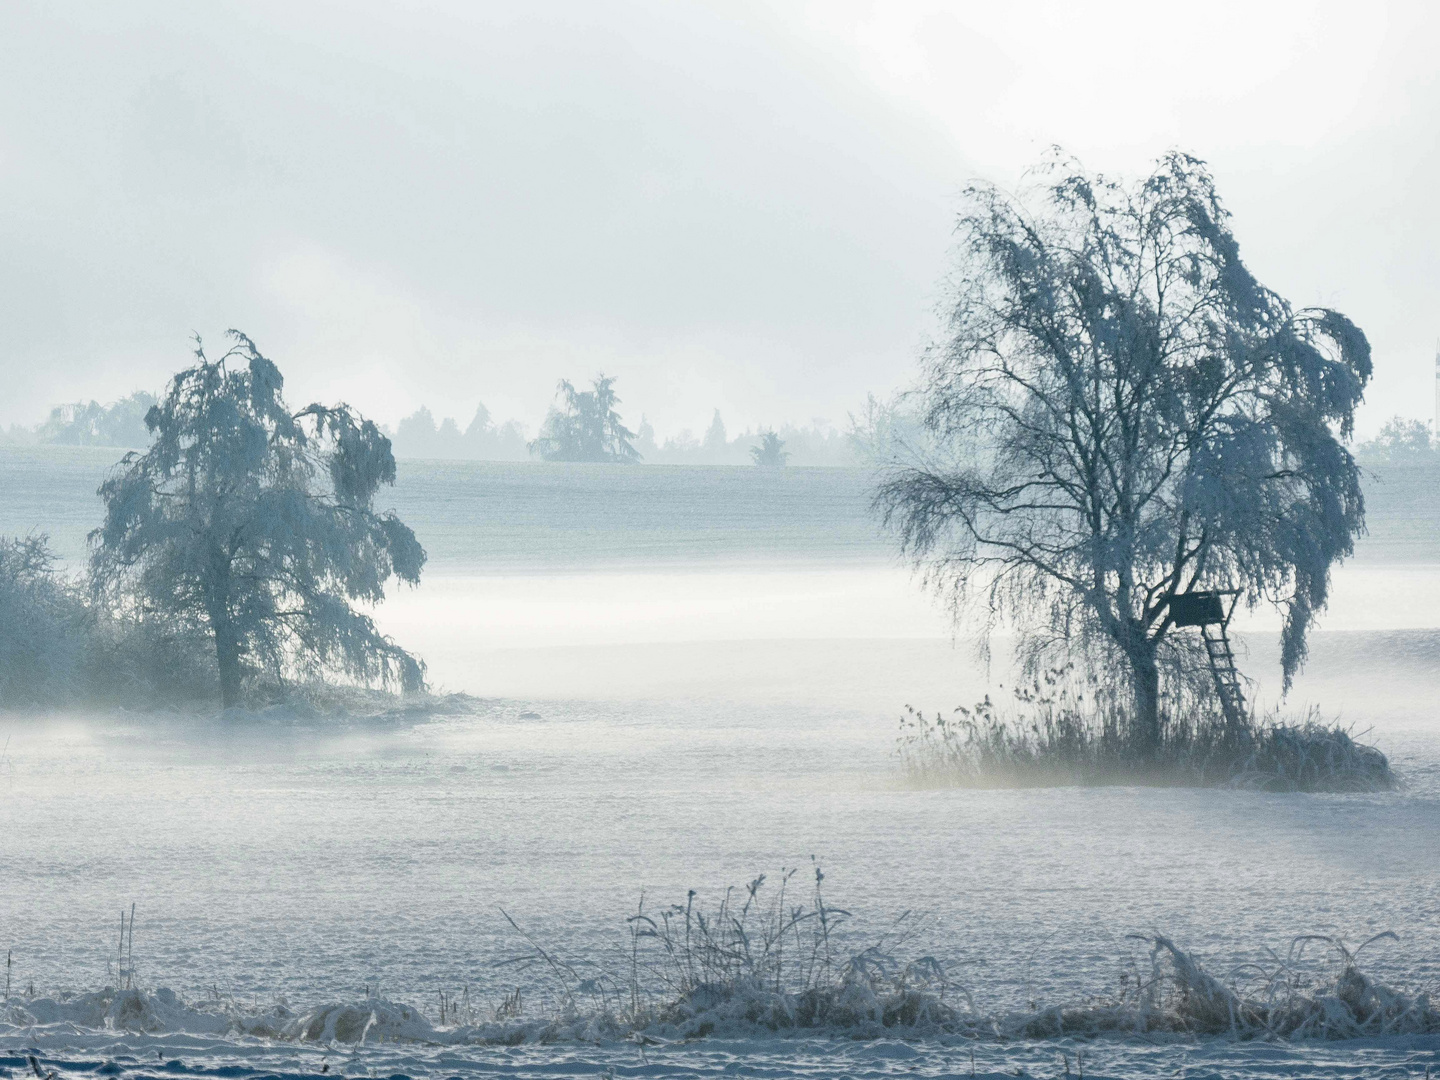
[877,151,1371,746]
[90,332,426,707]
[529,375,641,463]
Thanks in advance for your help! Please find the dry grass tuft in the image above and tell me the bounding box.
[1014,932,1437,1040]
[897,670,1395,792]
[489,871,1435,1043]
[495,864,967,1038]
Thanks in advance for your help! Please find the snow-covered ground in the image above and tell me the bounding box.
[5,1026,1440,1079]
[1,452,1437,1079]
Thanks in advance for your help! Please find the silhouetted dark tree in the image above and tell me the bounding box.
[529,375,640,462]
[90,332,426,707]
[877,152,1371,751]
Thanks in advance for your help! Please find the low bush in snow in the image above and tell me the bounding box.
[0,535,215,710]
[0,535,91,707]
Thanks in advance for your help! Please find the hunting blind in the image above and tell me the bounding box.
[1166,590,1247,725]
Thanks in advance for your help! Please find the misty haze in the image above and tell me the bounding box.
[2,4,1439,1080]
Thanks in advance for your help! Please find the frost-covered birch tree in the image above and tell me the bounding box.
[877,152,1371,750]
[90,332,426,707]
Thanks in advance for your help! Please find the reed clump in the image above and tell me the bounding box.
[496,863,966,1039]
[897,669,1395,791]
[489,870,1435,1043]
[1013,932,1438,1040]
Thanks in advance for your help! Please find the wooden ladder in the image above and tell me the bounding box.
[1200,623,1247,726]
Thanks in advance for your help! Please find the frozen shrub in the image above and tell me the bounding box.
[0,536,89,707]
[0,534,216,710]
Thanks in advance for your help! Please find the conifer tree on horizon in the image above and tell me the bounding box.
[751,430,789,467]
[529,374,641,463]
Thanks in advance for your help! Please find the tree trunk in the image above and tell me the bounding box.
[213,617,242,709]
[1127,640,1161,758]
[205,559,241,709]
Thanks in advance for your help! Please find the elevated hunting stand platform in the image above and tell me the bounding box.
[1167,590,1247,725]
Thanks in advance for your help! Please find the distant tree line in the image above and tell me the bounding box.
[392,402,530,460]
[1354,416,1439,465]
[7,383,869,468]
[62,379,1431,476]
[393,378,862,466]
[3,392,157,447]
[633,408,852,467]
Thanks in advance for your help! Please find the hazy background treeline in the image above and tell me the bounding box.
[7,387,1438,470]
[313,401,861,465]
[2,390,867,466]
[1353,415,1440,466]
[2,392,158,448]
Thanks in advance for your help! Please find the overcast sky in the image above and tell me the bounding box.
[2,0,1436,438]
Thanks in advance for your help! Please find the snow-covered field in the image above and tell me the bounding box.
[1,450,1438,1078]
